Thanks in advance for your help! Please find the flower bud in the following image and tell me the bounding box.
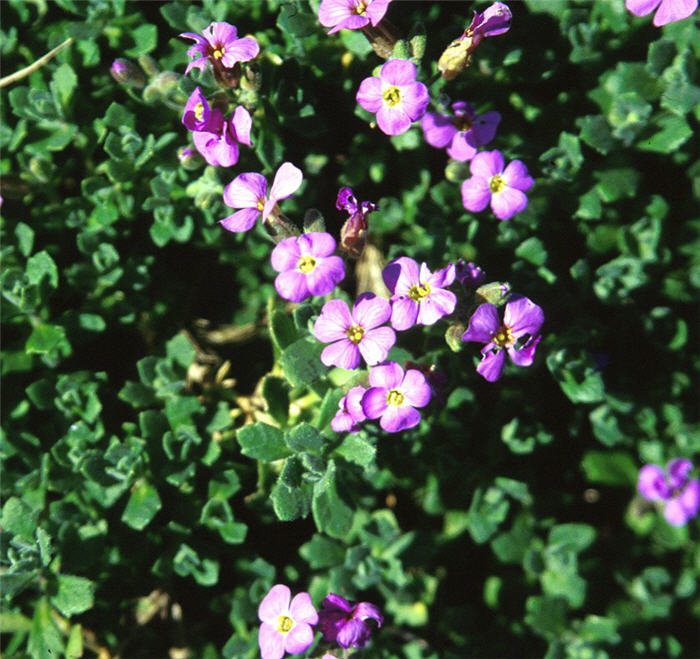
[438,38,472,80]
[392,39,410,60]
[303,208,326,234]
[137,54,160,77]
[475,281,511,306]
[143,71,179,103]
[110,58,145,88]
[456,260,486,288]
[177,146,204,171]
[445,322,466,352]
[340,214,368,260]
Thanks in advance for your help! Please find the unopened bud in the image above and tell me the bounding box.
[303,209,326,234]
[445,159,471,184]
[110,58,145,88]
[143,71,179,103]
[475,281,511,306]
[177,146,204,171]
[392,39,410,60]
[409,32,427,60]
[445,322,466,352]
[438,38,472,81]
[264,211,301,243]
[137,54,160,77]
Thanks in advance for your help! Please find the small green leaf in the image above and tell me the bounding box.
[51,574,95,616]
[548,523,596,553]
[299,534,346,569]
[285,423,324,455]
[26,250,58,287]
[15,222,35,257]
[28,598,64,657]
[121,480,162,530]
[50,63,78,111]
[312,460,353,539]
[333,433,376,467]
[1,497,37,537]
[237,423,290,461]
[262,376,289,427]
[582,450,638,486]
[270,458,313,521]
[269,309,299,352]
[125,24,158,57]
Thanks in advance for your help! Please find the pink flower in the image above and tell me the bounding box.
[190,105,252,168]
[625,0,698,26]
[313,293,396,370]
[318,0,393,34]
[220,162,302,233]
[331,385,367,433]
[180,22,259,75]
[258,584,318,659]
[356,59,429,136]
[461,150,534,221]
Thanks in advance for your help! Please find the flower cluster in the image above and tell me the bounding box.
[638,459,700,526]
[258,585,382,659]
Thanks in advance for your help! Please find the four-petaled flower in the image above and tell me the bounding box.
[361,362,431,432]
[356,59,430,136]
[180,22,259,74]
[318,0,393,34]
[461,296,544,382]
[271,232,345,303]
[331,385,367,433]
[382,257,457,331]
[461,150,534,221]
[220,162,303,233]
[182,87,213,132]
[318,593,383,649]
[258,584,318,659]
[421,102,501,161]
[625,0,698,26]
[314,293,396,370]
[190,105,252,168]
[638,459,700,526]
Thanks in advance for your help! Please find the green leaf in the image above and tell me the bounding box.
[637,114,692,153]
[515,237,547,266]
[237,423,290,461]
[262,376,289,427]
[28,598,64,657]
[166,332,196,368]
[15,222,35,257]
[26,323,69,355]
[103,102,135,130]
[299,534,346,569]
[466,487,510,544]
[26,250,58,287]
[270,457,312,521]
[1,497,37,537]
[333,433,376,467]
[582,450,638,486]
[173,544,219,586]
[548,524,596,553]
[50,63,78,111]
[125,24,158,56]
[312,460,353,539]
[269,309,299,352]
[51,574,95,616]
[546,349,605,404]
[578,115,615,155]
[279,339,325,387]
[525,595,567,641]
[285,423,324,455]
[119,381,158,408]
[121,480,162,530]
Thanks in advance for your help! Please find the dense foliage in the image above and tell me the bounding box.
[1,0,699,657]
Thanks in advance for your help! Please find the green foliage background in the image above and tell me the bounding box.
[1,0,699,657]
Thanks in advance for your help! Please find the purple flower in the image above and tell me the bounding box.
[318,0,393,34]
[191,106,252,168]
[180,22,259,75]
[638,459,700,526]
[220,162,302,233]
[356,59,429,136]
[182,87,214,132]
[625,0,698,26]
[271,232,345,303]
[361,362,431,432]
[461,150,534,221]
[382,257,457,331]
[318,593,383,649]
[465,1,513,47]
[462,296,544,382]
[455,260,486,288]
[337,187,376,258]
[331,386,367,433]
[314,293,396,370]
[258,584,318,659]
[421,102,500,161]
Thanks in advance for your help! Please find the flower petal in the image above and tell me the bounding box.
[258,623,285,659]
[352,293,391,329]
[427,262,456,289]
[322,339,361,370]
[446,132,478,161]
[219,207,260,233]
[358,326,396,365]
[285,622,315,654]
[369,361,404,389]
[399,82,430,122]
[654,0,697,24]
[223,36,260,64]
[678,479,700,521]
[258,584,291,623]
[231,105,253,146]
[336,619,371,649]
[380,59,417,86]
[356,76,383,113]
[477,350,506,382]
[306,256,345,295]
[223,172,267,209]
[504,297,545,337]
[390,297,419,331]
[503,159,534,191]
[470,150,503,179]
[383,257,419,295]
[270,162,303,201]
[302,231,337,257]
[318,0,355,27]
[417,289,457,325]
[421,112,457,148]
[376,104,412,136]
[667,458,693,490]
[638,464,669,501]
[461,177,491,212]
[366,0,392,25]
[314,300,352,342]
[275,271,310,302]
[462,304,499,343]
[625,0,661,16]
[490,186,528,220]
[361,386,389,419]
[270,237,301,272]
[664,497,690,526]
[508,335,541,367]
[401,369,431,408]
[290,592,319,625]
[380,404,420,432]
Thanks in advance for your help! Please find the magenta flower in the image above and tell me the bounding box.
[337,187,376,258]
[382,257,457,331]
[625,0,698,26]
[421,102,500,161]
[220,162,302,233]
[362,362,431,432]
[356,59,429,136]
[180,22,259,75]
[461,150,534,221]
[182,87,213,132]
[638,459,700,526]
[318,0,393,34]
[258,584,318,659]
[190,105,251,168]
[464,2,513,47]
[331,385,367,433]
[455,260,486,288]
[271,232,345,303]
[462,296,544,382]
[314,293,396,370]
[318,593,383,649]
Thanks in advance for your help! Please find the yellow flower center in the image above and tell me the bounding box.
[382,86,401,107]
[297,256,317,274]
[212,46,225,59]
[353,0,368,16]
[493,325,515,348]
[346,325,365,344]
[408,282,431,303]
[194,102,204,121]
[489,174,506,194]
[386,389,405,406]
[277,615,294,633]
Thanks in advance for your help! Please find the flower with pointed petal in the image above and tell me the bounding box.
[356,59,429,136]
[461,149,534,221]
[271,232,345,303]
[180,22,259,75]
[220,162,302,233]
[314,293,396,370]
[462,296,544,382]
[638,459,700,526]
[319,0,393,34]
[361,362,431,432]
[331,385,367,433]
[258,584,318,659]
[318,593,383,649]
[421,102,500,161]
[182,87,213,131]
[625,0,698,26]
[191,105,252,168]
[382,257,457,331]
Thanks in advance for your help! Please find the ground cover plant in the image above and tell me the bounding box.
[1,0,699,657]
